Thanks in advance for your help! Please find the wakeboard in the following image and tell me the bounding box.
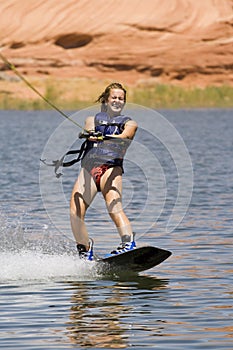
[96,246,172,274]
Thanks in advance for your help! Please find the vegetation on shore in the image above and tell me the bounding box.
[0,77,232,110]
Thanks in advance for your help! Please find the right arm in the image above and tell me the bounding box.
[83,116,102,141]
[84,116,95,132]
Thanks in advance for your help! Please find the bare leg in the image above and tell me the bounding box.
[70,168,97,249]
[101,166,133,240]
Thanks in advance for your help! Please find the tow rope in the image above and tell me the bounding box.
[0,52,93,178]
[0,51,86,130]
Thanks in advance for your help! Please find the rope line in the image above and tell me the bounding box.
[0,51,86,130]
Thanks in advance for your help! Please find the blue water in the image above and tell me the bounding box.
[0,108,232,349]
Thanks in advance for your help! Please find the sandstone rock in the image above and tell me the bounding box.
[0,0,232,87]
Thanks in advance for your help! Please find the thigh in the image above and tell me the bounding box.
[100,166,123,213]
[71,168,98,209]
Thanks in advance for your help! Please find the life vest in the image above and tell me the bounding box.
[81,112,132,170]
[41,112,132,177]
[94,112,131,136]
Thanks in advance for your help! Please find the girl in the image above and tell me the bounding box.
[70,83,138,260]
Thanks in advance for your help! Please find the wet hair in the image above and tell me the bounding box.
[96,82,127,104]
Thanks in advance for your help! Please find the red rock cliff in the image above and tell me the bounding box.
[0,0,233,87]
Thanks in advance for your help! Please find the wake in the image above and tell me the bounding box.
[0,250,99,282]
[0,210,100,282]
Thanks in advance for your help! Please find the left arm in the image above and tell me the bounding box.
[110,120,138,140]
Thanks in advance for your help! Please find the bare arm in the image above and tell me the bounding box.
[84,116,95,132]
[110,120,138,140]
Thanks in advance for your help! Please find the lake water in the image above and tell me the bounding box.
[0,107,232,349]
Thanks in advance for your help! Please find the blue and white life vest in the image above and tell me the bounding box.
[81,112,132,169]
[94,112,131,136]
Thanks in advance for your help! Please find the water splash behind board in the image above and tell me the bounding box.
[0,251,99,282]
[0,210,99,282]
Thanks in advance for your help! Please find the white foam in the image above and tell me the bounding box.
[0,251,100,282]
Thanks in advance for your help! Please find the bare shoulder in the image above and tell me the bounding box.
[125,119,138,128]
[122,119,138,139]
[85,116,95,131]
[125,119,138,131]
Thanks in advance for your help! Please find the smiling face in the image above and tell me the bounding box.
[106,88,125,117]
